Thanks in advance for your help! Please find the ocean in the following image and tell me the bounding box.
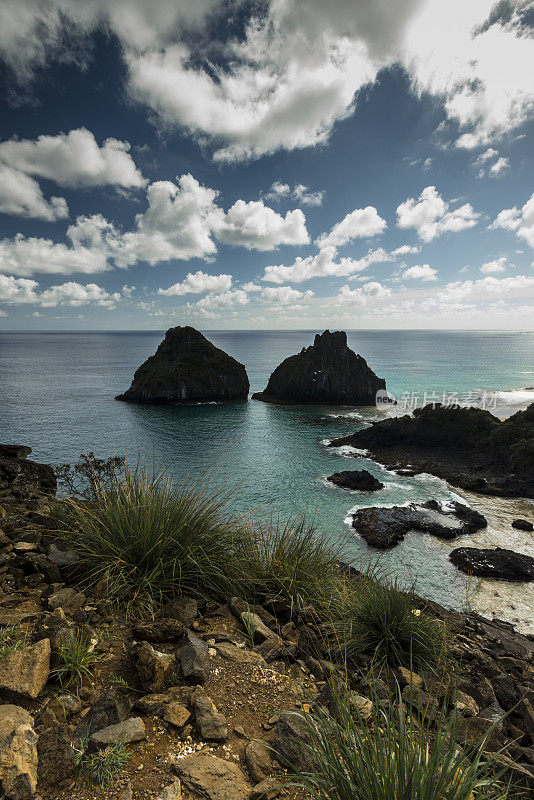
[1,329,533,630]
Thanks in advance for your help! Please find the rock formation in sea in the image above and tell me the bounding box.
[115,326,249,404]
[327,469,384,492]
[350,500,487,550]
[330,402,534,498]
[450,547,534,582]
[252,330,385,405]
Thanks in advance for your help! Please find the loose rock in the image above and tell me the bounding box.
[194,695,228,741]
[0,638,50,699]
[173,755,252,800]
[0,705,38,800]
[90,717,146,747]
[181,631,210,683]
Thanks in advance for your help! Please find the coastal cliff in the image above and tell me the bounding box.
[252,330,385,405]
[115,326,249,404]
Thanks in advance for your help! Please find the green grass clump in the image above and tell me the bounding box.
[240,514,346,617]
[51,630,103,688]
[286,689,512,800]
[0,624,28,660]
[331,576,445,671]
[77,740,130,787]
[56,466,248,608]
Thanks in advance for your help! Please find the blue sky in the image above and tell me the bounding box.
[0,0,533,330]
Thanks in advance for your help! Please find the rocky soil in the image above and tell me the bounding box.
[115,327,249,405]
[0,445,533,799]
[252,330,385,405]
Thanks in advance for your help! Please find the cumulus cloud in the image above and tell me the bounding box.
[317,207,387,248]
[480,256,507,274]
[337,281,391,305]
[0,165,68,221]
[0,274,39,302]
[0,128,145,188]
[489,156,510,176]
[158,270,232,296]
[263,181,325,206]
[260,286,314,305]
[401,264,438,281]
[241,281,262,292]
[263,246,392,284]
[490,192,534,247]
[195,289,249,308]
[0,273,123,307]
[392,244,421,255]
[438,274,534,303]
[0,232,108,277]
[396,186,479,242]
[216,200,309,250]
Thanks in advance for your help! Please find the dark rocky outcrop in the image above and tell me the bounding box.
[512,519,533,532]
[350,500,487,549]
[252,330,385,405]
[330,402,534,498]
[115,326,249,404]
[0,445,56,506]
[327,469,384,491]
[450,547,534,581]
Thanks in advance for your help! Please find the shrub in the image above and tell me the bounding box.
[50,630,103,688]
[76,740,130,786]
[56,465,248,608]
[53,452,125,500]
[286,689,512,800]
[331,576,445,671]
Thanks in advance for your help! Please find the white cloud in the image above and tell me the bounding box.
[439,274,534,303]
[216,200,309,250]
[263,181,324,206]
[0,165,68,221]
[0,232,108,277]
[401,264,438,281]
[0,128,145,188]
[480,257,507,274]
[0,274,39,302]
[241,281,262,293]
[195,289,249,308]
[489,156,509,176]
[263,246,391,284]
[490,193,534,248]
[259,286,313,305]
[0,273,122,308]
[337,281,391,305]
[396,186,479,242]
[158,270,232,296]
[317,206,387,248]
[392,244,421,256]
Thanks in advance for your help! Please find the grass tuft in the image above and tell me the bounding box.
[0,624,28,660]
[51,630,103,688]
[76,739,130,787]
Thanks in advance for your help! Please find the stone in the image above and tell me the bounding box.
[48,587,85,614]
[449,547,534,581]
[156,779,182,800]
[241,612,277,644]
[453,690,479,717]
[74,687,131,740]
[274,712,315,772]
[327,470,384,492]
[90,717,146,747]
[133,619,185,642]
[351,500,487,550]
[395,667,423,689]
[180,631,210,683]
[215,642,266,665]
[512,519,533,532]
[130,640,175,692]
[245,740,275,784]
[46,543,79,567]
[37,723,77,786]
[0,638,50,699]
[349,693,373,720]
[135,688,188,718]
[116,326,249,404]
[401,686,439,717]
[252,330,385,405]
[164,703,191,729]
[0,444,56,504]
[457,717,507,752]
[173,755,252,800]
[250,777,280,800]
[0,705,38,800]
[194,695,228,741]
[161,597,198,627]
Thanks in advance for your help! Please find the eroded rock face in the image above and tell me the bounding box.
[0,444,56,506]
[350,500,487,549]
[450,547,534,582]
[115,327,249,404]
[252,330,385,405]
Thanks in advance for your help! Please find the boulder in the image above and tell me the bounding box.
[215,642,267,665]
[512,519,533,532]
[47,587,85,614]
[0,638,51,699]
[133,619,184,642]
[250,777,280,800]
[194,695,228,741]
[180,631,210,683]
[37,723,77,786]
[327,469,384,492]
[252,330,385,405]
[129,640,175,692]
[351,500,486,549]
[245,739,275,784]
[160,597,198,627]
[90,717,146,747]
[172,755,252,800]
[115,327,249,404]
[74,687,131,741]
[0,705,38,800]
[164,702,191,729]
[449,547,534,581]
[273,712,315,772]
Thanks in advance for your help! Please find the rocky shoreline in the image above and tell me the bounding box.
[0,445,533,799]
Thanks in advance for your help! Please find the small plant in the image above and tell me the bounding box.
[242,605,259,647]
[331,576,445,671]
[53,452,125,500]
[76,739,130,787]
[285,687,513,800]
[0,624,28,660]
[51,630,103,688]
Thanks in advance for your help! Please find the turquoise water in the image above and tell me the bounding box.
[1,330,533,620]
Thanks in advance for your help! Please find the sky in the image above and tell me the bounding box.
[0,0,534,331]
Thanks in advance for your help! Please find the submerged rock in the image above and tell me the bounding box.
[115,326,249,404]
[327,469,384,491]
[351,500,487,549]
[450,547,534,581]
[252,330,385,405]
